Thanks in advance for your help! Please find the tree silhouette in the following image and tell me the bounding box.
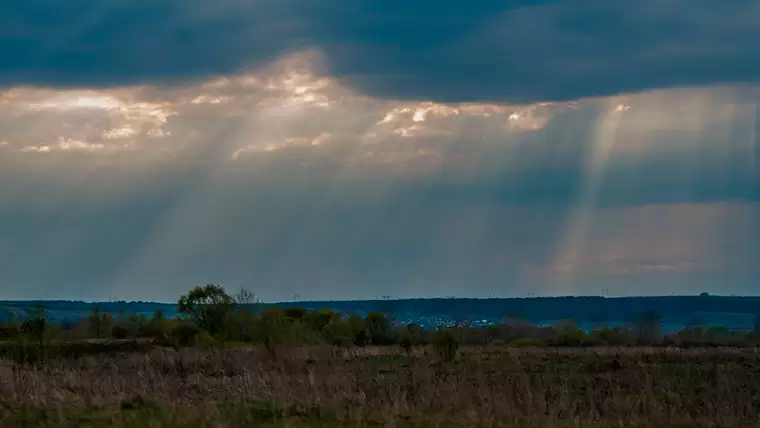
[178,284,235,334]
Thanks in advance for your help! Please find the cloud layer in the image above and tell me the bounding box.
[3,1,760,102]
[0,50,759,300]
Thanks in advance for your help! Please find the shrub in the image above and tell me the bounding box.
[170,323,203,347]
[366,312,394,345]
[432,328,460,362]
[509,337,547,348]
[255,307,292,355]
[489,338,507,347]
[396,326,414,354]
[192,330,217,350]
[111,326,129,339]
[7,336,45,364]
[552,327,587,347]
[322,319,354,347]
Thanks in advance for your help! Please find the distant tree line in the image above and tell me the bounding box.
[3,285,760,364]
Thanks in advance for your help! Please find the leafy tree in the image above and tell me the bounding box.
[178,284,236,334]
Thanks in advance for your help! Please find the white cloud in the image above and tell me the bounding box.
[21,137,107,153]
[102,126,137,139]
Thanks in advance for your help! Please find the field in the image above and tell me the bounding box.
[2,345,760,427]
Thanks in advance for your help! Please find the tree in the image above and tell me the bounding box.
[21,305,48,347]
[304,308,339,334]
[432,328,460,362]
[635,311,662,344]
[89,306,103,339]
[147,308,168,339]
[178,284,236,334]
[365,312,393,345]
[255,307,291,355]
[396,326,414,354]
[234,287,259,308]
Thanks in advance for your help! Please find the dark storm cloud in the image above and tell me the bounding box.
[3,0,760,102]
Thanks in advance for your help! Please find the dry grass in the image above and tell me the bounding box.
[2,345,760,427]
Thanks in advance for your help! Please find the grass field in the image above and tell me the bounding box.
[2,345,760,427]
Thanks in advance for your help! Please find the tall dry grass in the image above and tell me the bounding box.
[1,345,760,427]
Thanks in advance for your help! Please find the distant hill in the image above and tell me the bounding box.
[2,295,759,331]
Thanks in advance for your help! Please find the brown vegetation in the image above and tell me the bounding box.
[1,345,760,427]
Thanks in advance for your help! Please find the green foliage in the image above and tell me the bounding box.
[322,318,355,347]
[284,307,308,321]
[432,328,460,362]
[170,323,203,347]
[177,284,236,334]
[192,330,218,350]
[347,315,370,346]
[396,326,414,354]
[366,312,394,345]
[489,338,507,347]
[591,327,633,346]
[303,308,339,333]
[551,320,588,346]
[224,306,258,342]
[255,307,292,355]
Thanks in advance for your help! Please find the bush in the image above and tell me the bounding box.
[7,337,45,364]
[111,326,129,339]
[489,338,507,347]
[323,319,354,347]
[509,337,547,348]
[594,327,633,346]
[396,326,414,354]
[192,331,218,350]
[366,312,394,345]
[170,323,203,347]
[255,307,292,355]
[552,327,587,347]
[432,328,460,362]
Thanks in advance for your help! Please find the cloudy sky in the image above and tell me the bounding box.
[1,0,759,301]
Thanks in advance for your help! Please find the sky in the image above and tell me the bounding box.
[1,0,759,302]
